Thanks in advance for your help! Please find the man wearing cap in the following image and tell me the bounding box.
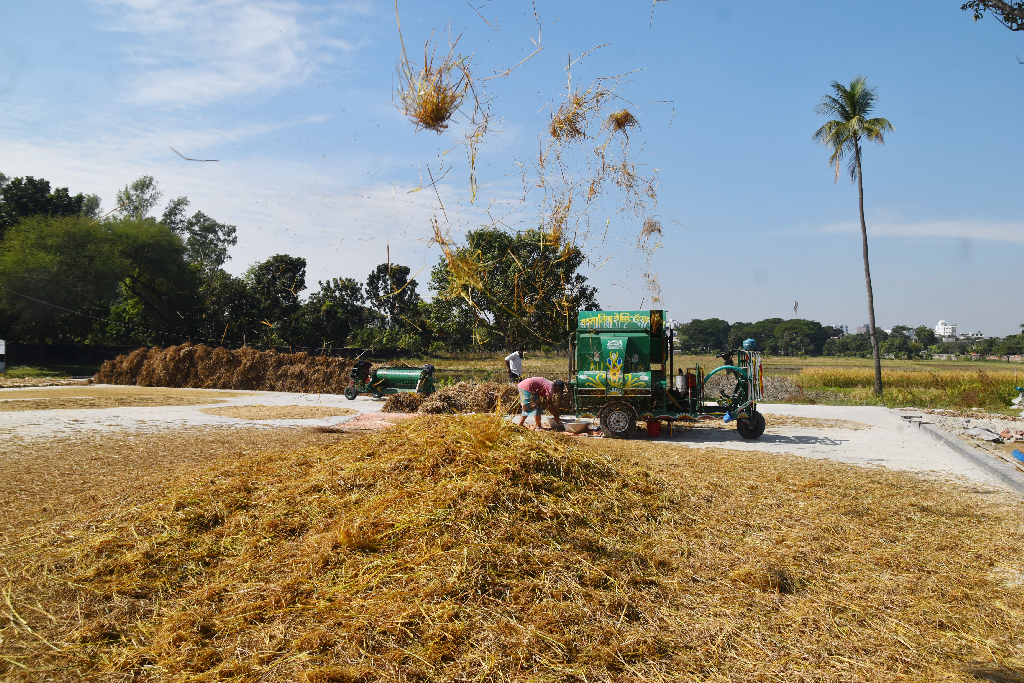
[516,376,565,430]
[505,345,525,382]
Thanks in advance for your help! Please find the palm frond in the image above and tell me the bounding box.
[813,76,890,182]
[862,116,894,144]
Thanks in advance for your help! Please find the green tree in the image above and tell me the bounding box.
[677,318,731,353]
[881,327,915,359]
[727,321,753,351]
[108,217,200,344]
[742,318,785,354]
[997,334,1024,359]
[823,333,873,357]
[814,77,894,395]
[244,254,307,346]
[429,228,599,350]
[962,1,1024,30]
[914,325,938,347]
[365,263,422,330]
[115,175,163,221]
[774,319,833,356]
[161,197,237,272]
[294,278,369,348]
[191,270,260,347]
[0,215,124,346]
[0,176,98,240]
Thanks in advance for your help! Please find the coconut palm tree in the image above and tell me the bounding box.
[813,77,894,396]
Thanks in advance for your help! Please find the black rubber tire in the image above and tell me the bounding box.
[600,402,637,438]
[737,410,766,439]
[344,386,358,401]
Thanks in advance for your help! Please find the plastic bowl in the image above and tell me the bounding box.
[564,422,588,434]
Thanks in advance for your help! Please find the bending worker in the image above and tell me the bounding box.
[516,376,565,430]
[505,345,525,382]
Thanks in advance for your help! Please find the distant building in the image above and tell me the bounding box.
[834,324,848,335]
[935,320,957,340]
[856,324,869,335]
[958,330,984,339]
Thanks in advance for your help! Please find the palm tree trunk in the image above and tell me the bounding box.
[855,140,883,396]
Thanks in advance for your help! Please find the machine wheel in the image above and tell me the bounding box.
[737,410,766,439]
[344,386,358,401]
[600,402,637,439]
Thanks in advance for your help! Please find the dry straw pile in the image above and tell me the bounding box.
[94,345,356,394]
[3,414,1024,681]
[419,380,519,415]
[380,391,423,413]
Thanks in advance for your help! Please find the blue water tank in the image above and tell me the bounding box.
[742,338,756,351]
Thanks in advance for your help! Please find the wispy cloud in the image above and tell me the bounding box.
[815,219,1024,243]
[88,0,363,106]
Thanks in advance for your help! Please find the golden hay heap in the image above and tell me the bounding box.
[93,344,355,394]
[380,390,423,413]
[418,380,519,414]
[5,415,1024,681]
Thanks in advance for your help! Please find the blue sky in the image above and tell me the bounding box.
[1,1,1021,335]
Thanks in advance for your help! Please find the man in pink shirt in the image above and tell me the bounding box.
[516,376,565,430]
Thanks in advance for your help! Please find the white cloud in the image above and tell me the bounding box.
[88,0,363,106]
[816,219,1024,243]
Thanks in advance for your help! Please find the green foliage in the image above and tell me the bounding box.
[366,263,422,327]
[961,0,1024,30]
[0,215,125,344]
[161,197,238,271]
[429,228,599,351]
[675,318,730,353]
[294,277,369,348]
[244,254,307,346]
[680,318,840,356]
[813,77,894,183]
[880,330,915,359]
[110,217,201,343]
[823,333,873,357]
[115,175,163,221]
[914,325,937,347]
[0,175,97,240]
[193,269,259,345]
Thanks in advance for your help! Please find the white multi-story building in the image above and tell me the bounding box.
[935,320,957,339]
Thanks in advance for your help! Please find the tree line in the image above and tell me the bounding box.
[0,173,598,354]
[674,317,1024,359]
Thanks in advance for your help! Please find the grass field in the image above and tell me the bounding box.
[2,363,99,379]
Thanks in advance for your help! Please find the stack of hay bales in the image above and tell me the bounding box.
[94,344,355,394]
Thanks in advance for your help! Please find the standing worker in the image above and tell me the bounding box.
[505,345,525,382]
[516,376,565,430]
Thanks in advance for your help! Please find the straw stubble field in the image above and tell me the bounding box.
[2,413,1023,682]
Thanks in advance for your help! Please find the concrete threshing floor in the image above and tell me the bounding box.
[0,384,385,439]
[654,404,1008,491]
[0,385,1011,493]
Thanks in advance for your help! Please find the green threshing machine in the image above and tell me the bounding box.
[344,360,436,400]
[570,310,766,438]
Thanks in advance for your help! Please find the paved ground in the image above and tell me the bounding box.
[0,386,1013,492]
[0,385,385,439]
[662,404,1008,490]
